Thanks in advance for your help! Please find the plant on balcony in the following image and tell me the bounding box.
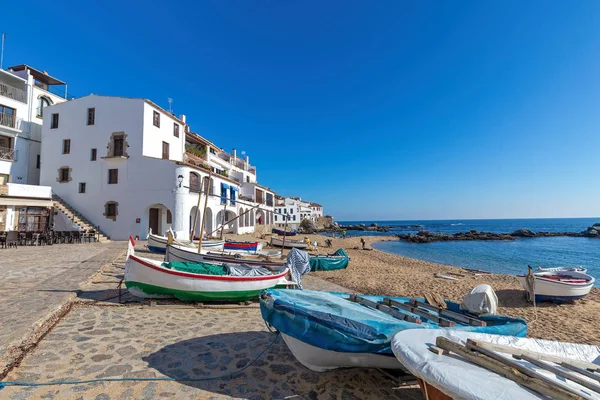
[185,144,207,159]
[220,170,229,178]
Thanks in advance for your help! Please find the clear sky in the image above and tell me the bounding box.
[3,1,600,220]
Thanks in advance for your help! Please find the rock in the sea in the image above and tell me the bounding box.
[511,228,536,237]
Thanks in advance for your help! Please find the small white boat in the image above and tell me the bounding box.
[391,329,600,400]
[270,236,309,249]
[517,269,595,303]
[146,231,224,254]
[166,243,286,267]
[125,241,291,301]
[537,266,588,273]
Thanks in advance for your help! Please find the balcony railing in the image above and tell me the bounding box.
[0,82,27,104]
[217,152,231,162]
[0,146,16,161]
[248,166,256,175]
[0,113,15,129]
[233,158,245,169]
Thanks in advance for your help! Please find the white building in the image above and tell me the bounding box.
[310,202,323,220]
[40,94,274,240]
[0,64,69,232]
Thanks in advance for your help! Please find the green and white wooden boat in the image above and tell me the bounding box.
[125,239,291,301]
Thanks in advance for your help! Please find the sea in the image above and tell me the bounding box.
[336,218,600,285]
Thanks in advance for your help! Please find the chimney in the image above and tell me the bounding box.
[179,114,186,123]
[232,148,236,159]
[245,155,249,165]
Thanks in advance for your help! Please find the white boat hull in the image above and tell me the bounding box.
[166,243,286,267]
[517,270,594,302]
[270,237,309,249]
[125,254,289,301]
[280,333,405,372]
[147,233,224,254]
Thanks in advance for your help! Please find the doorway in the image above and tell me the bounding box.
[149,208,160,234]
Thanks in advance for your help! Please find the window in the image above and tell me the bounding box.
[210,148,216,155]
[91,148,97,161]
[246,176,250,183]
[162,141,169,159]
[106,203,117,217]
[153,111,160,127]
[36,155,40,169]
[113,136,124,157]
[293,215,296,221]
[79,183,86,193]
[59,168,70,182]
[220,183,229,205]
[37,97,51,118]
[51,113,59,129]
[0,104,16,128]
[87,108,95,125]
[108,169,118,184]
[189,172,200,191]
[290,208,294,214]
[230,187,237,206]
[173,123,179,137]
[63,139,71,154]
[167,210,172,224]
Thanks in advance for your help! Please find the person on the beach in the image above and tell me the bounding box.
[342,230,347,239]
[360,238,366,249]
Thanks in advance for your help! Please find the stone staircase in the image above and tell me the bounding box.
[52,193,110,242]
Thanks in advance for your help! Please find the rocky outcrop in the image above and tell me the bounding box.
[298,219,317,234]
[396,222,600,243]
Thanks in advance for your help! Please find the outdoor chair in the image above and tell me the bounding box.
[6,231,19,248]
[25,231,34,246]
[0,232,6,249]
[71,231,82,244]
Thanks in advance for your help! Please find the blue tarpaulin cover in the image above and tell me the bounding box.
[260,289,528,354]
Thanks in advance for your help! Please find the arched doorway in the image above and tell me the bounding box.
[204,207,214,237]
[239,207,245,227]
[215,210,237,234]
[256,210,265,225]
[249,210,255,226]
[146,203,172,235]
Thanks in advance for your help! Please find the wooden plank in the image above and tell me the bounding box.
[349,295,421,324]
[462,339,589,400]
[560,363,600,383]
[466,339,600,372]
[516,355,600,395]
[428,345,448,355]
[383,298,456,327]
[409,299,486,327]
[424,292,447,309]
[436,337,582,400]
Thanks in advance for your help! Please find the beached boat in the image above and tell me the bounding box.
[166,243,286,267]
[125,245,290,301]
[147,231,224,254]
[517,269,595,303]
[391,329,600,400]
[259,289,527,372]
[309,249,349,271]
[270,236,309,249]
[272,228,297,236]
[223,240,262,253]
[537,266,588,273]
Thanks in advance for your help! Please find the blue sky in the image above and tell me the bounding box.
[3,1,600,220]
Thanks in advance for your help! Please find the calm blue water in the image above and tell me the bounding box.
[338,218,600,285]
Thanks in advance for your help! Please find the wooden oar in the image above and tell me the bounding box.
[437,337,582,400]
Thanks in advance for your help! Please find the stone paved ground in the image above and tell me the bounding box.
[1,241,423,399]
[0,242,126,374]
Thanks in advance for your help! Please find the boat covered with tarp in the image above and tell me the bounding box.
[309,249,349,271]
[125,240,291,301]
[391,329,600,400]
[272,228,297,236]
[260,289,527,371]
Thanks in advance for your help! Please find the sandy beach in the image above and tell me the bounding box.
[232,232,600,345]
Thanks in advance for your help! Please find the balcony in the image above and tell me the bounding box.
[0,113,16,129]
[0,82,27,104]
[0,146,16,161]
[248,166,256,175]
[233,158,245,169]
[216,151,231,162]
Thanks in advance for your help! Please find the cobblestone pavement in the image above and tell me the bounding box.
[1,241,423,399]
[0,242,126,373]
[2,306,422,399]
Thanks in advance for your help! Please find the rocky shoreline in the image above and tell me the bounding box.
[396,224,600,243]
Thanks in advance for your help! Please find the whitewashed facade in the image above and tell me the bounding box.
[310,202,324,219]
[0,64,68,185]
[273,197,323,229]
[40,95,274,240]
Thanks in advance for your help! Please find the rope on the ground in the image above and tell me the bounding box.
[0,332,280,390]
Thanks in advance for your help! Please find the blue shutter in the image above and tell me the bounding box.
[220,183,229,204]
[230,187,237,206]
